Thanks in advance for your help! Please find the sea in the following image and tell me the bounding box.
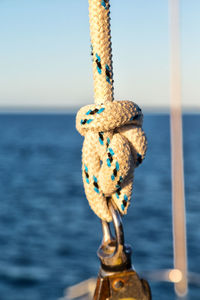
[0,113,199,300]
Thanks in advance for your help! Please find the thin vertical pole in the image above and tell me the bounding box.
[169,0,188,296]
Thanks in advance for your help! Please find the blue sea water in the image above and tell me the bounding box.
[0,113,199,300]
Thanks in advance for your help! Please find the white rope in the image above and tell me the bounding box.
[76,0,147,222]
[89,0,113,104]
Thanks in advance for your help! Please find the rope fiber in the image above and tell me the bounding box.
[76,0,147,222]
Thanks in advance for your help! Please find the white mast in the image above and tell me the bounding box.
[169,0,188,296]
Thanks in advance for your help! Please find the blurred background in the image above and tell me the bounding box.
[0,0,199,299]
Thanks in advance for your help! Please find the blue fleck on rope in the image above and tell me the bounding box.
[93,175,100,193]
[99,132,104,145]
[80,106,105,125]
[101,0,109,9]
[96,53,102,74]
[121,194,128,211]
[84,164,90,184]
[81,119,93,125]
[97,107,105,114]
[116,176,123,189]
[106,137,110,148]
[86,107,105,116]
[105,64,111,84]
[86,109,92,115]
[115,176,123,199]
[111,161,120,181]
[107,147,115,167]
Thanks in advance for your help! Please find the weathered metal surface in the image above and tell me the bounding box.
[93,270,151,300]
[94,202,151,300]
[98,202,132,272]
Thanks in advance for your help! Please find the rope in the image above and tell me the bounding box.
[76,0,147,222]
[89,0,113,104]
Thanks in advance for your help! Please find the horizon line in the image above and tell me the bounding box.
[0,105,199,114]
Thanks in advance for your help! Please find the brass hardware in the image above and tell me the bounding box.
[93,201,152,300]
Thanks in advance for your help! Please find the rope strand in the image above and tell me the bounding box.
[89,0,114,104]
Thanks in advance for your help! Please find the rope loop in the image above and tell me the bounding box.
[76,100,147,222]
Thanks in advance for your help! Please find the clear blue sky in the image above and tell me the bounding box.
[0,0,199,110]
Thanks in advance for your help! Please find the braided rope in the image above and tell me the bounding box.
[89,0,113,104]
[76,0,147,222]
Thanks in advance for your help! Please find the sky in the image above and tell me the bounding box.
[0,0,199,111]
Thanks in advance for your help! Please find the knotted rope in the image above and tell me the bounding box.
[76,0,147,222]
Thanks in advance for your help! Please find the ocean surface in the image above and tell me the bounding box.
[0,113,199,300]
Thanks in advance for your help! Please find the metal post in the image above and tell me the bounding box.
[169,0,188,296]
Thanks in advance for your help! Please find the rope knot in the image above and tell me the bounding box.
[76,100,147,222]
